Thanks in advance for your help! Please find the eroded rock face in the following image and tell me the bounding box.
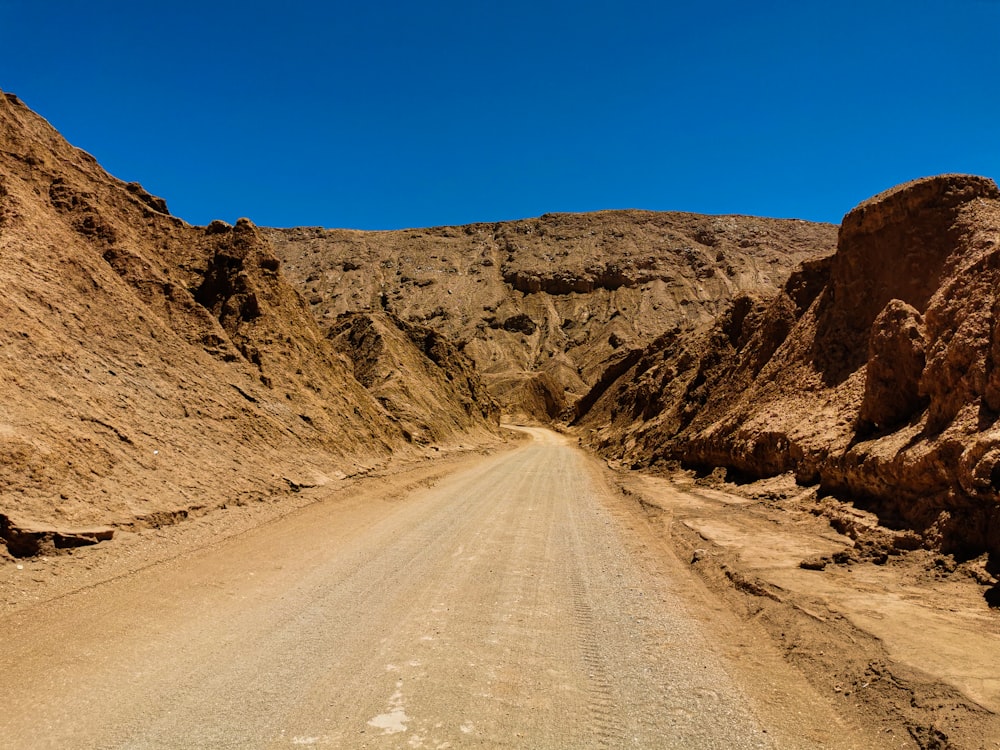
[858,300,927,433]
[0,514,114,558]
[0,90,496,549]
[581,174,1000,559]
[265,211,836,419]
[487,370,568,422]
[328,311,499,444]
[815,175,1000,383]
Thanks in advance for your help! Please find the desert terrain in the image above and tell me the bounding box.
[2,88,999,748]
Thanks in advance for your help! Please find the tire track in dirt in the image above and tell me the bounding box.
[569,569,629,747]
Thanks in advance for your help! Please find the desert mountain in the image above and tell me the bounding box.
[579,174,1000,561]
[0,91,498,555]
[266,212,836,419]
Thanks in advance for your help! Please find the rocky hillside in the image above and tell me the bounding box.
[0,91,498,556]
[266,212,836,418]
[328,311,499,446]
[579,174,1000,560]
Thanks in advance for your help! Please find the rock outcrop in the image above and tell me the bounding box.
[857,300,927,433]
[328,311,500,445]
[580,174,1000,559]
[265,211,836,419]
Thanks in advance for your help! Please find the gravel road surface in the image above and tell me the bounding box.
[0,428,812,748]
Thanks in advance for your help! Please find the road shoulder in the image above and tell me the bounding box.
[601,461,1000,749]
[0,438,521,617]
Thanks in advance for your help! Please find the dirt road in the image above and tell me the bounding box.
[1,428,865,749]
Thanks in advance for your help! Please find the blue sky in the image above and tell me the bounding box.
[1,1,998,229]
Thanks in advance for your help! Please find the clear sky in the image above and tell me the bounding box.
[1,1,998,230]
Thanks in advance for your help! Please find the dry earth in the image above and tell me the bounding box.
[605,464,1000,749]
[0,428,916,749]
[3,428,997,747]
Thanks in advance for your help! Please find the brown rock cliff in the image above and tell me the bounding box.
[581,174,1000,559]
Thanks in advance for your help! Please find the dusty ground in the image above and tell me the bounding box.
[605,464,1000,749]
[3,427,996,748]
[0,439,511,614]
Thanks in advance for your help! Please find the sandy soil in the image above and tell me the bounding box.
[0,427,891,750]
[608,467,1000,748]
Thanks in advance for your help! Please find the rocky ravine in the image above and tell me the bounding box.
[4,89,1000,747]
[580,174,1000,566]
[0,90,499,556]
[265,212,835,418]
[7,84,999,581]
